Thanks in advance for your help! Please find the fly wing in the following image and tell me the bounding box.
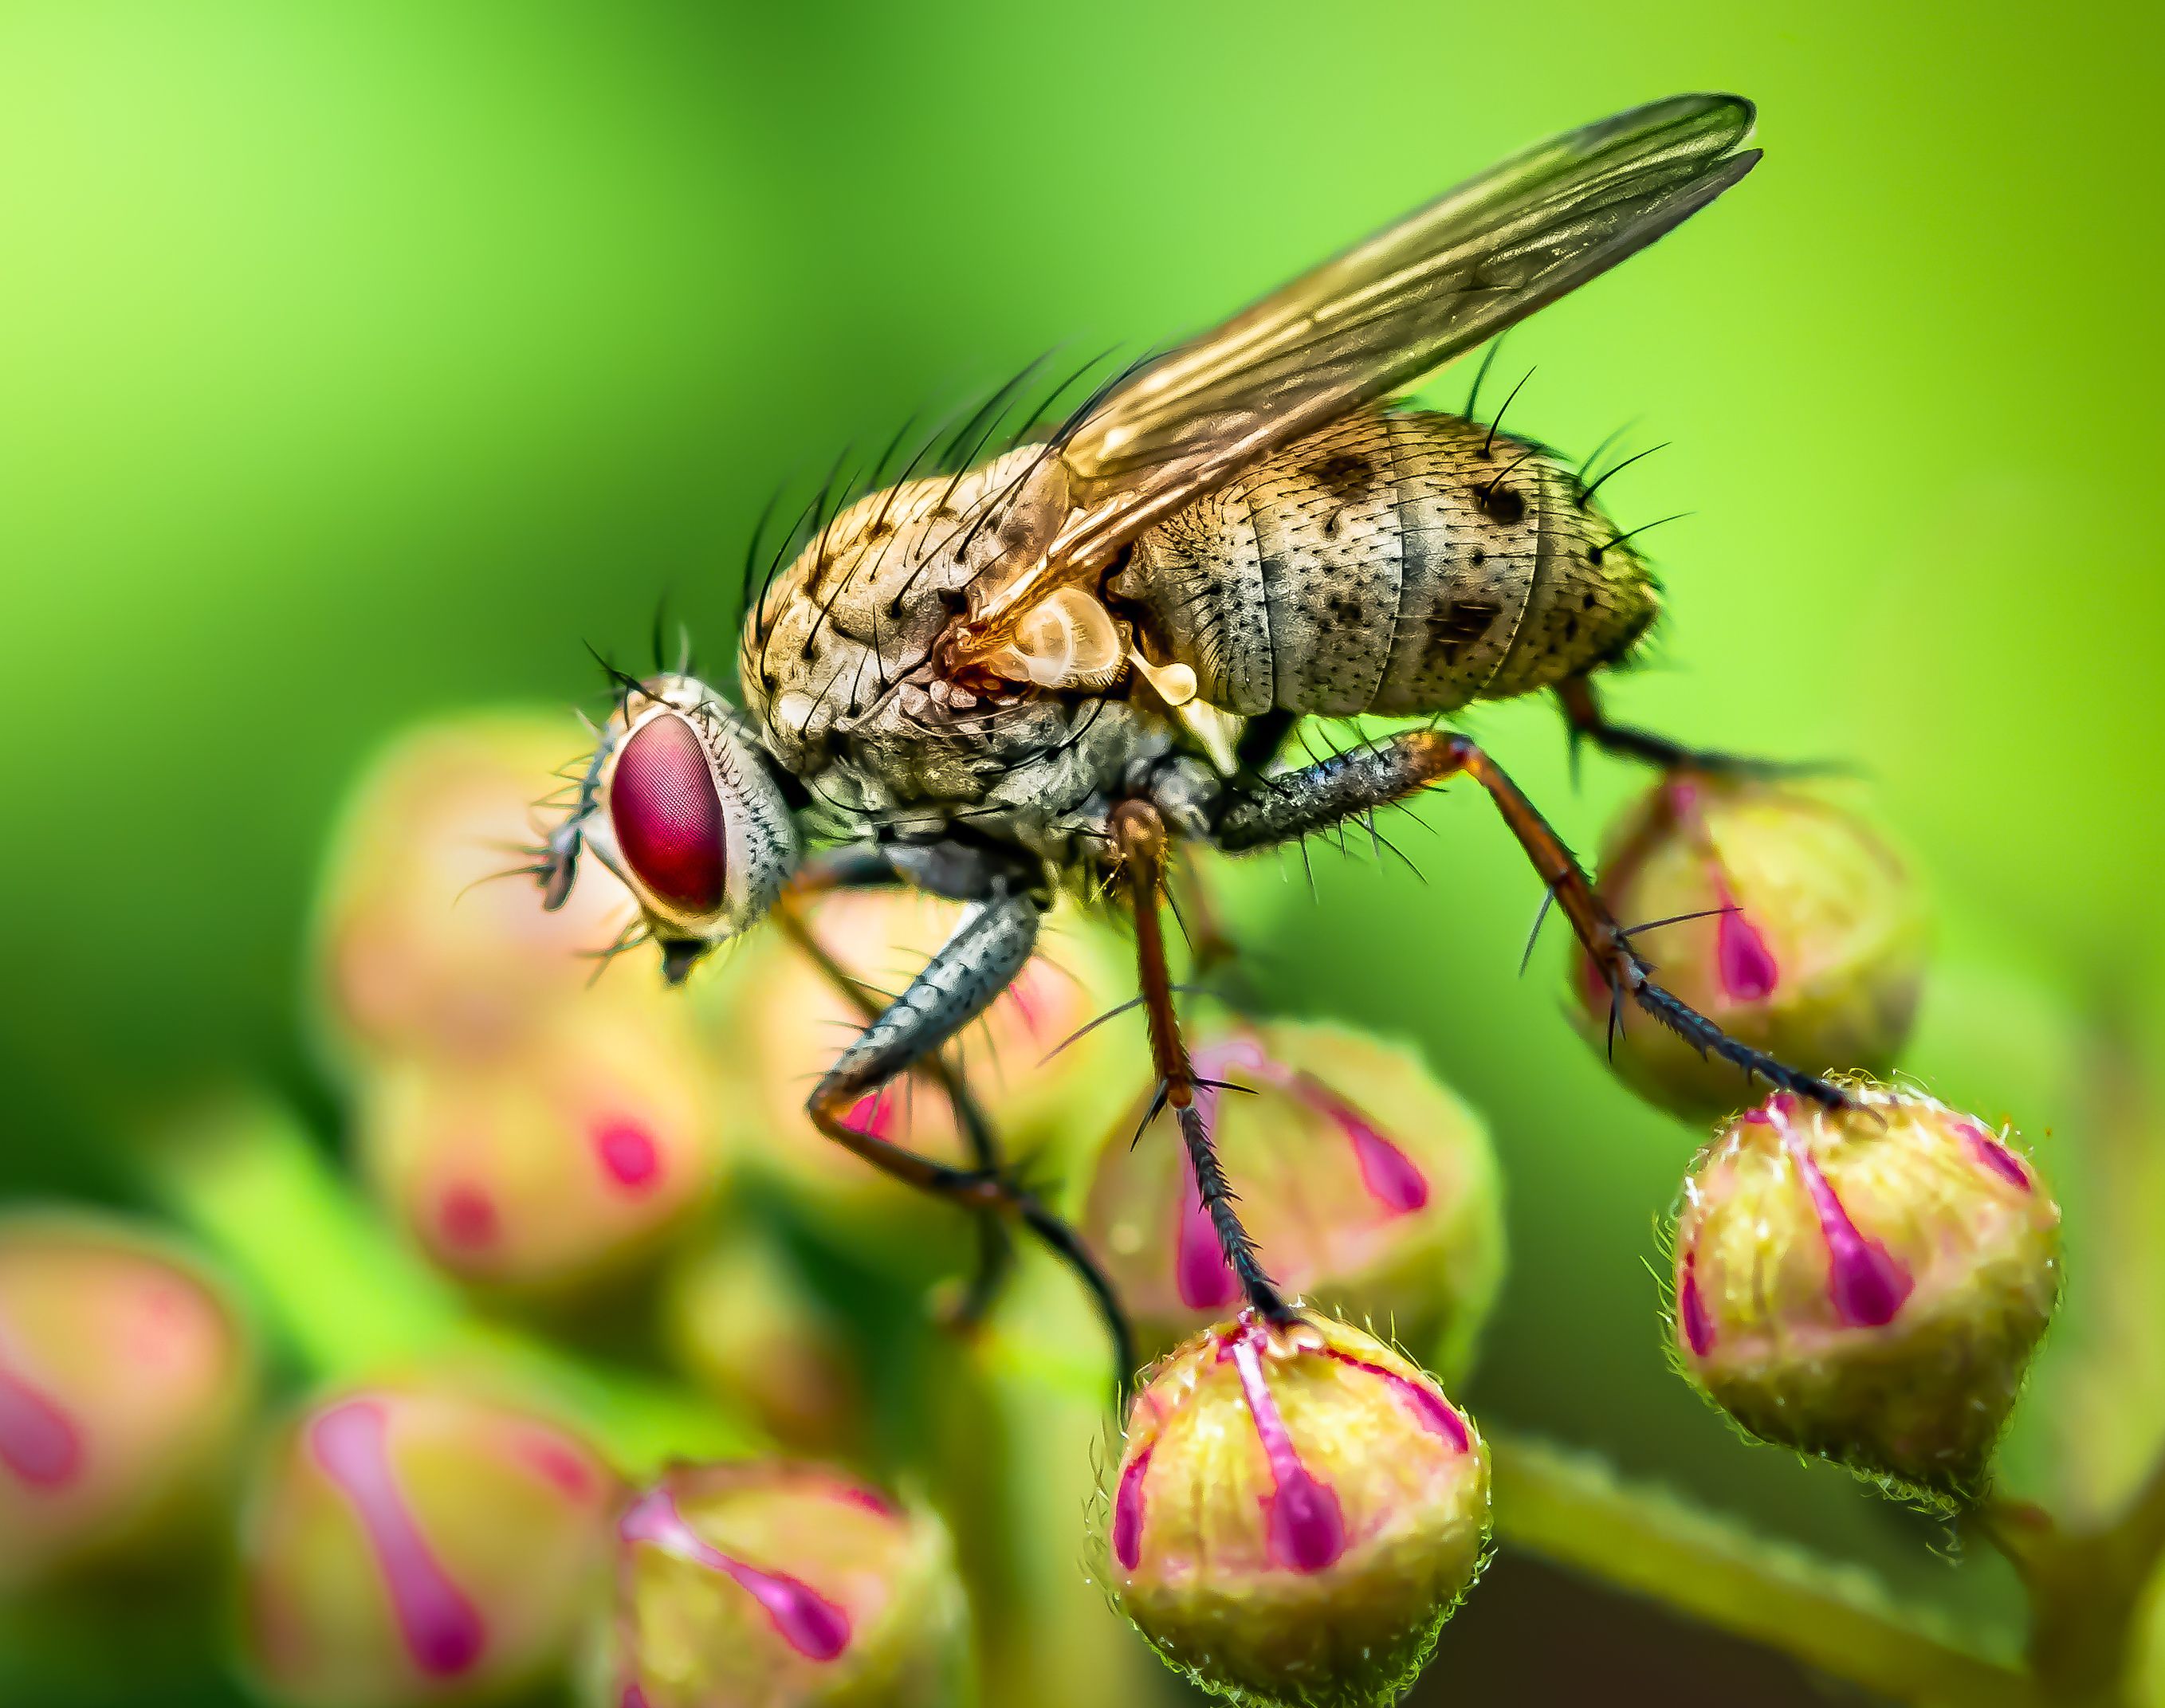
[950,93,1758,662]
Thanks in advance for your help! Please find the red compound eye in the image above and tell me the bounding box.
[609,714,725,915]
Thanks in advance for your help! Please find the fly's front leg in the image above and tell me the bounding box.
[1110,800,1292,1322]
[1214,730,1851,1109]
[802,888,1138,1393]
[536,719,619,909]
[1556,677,1832,778]
[774,848,1014,1329]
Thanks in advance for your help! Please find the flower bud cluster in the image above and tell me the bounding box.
[312,714,724,1294]
[1672,1085,2060,1502]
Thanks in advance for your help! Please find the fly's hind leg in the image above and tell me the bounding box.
[798,885,1138,1395]
[1557,676,1838,778]
[1213,730,1851,1109]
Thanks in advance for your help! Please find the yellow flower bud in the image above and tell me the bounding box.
[1674,1086,2061,1503]
[1106,1312,1487,1706]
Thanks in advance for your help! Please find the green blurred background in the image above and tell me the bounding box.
[3,1,2161,1702]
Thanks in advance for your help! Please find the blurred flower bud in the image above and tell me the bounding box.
[242,1387,616,1707]
[1575,775,1926,1118]
[358,1004,722,1298]
[1082,1019,1503,1377]
[606,1461,970,1708]
[0,1212,257,1588]
[1672,1085,2061,1503]
[1106,1312,1487,1707]
[311,713,646,1070]
[703,890,1128,1256]
[659,1227,863,1457]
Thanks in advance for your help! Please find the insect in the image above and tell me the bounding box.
[538,93,1845,1386]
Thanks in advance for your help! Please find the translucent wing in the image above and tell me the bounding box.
[949,93,1759,664]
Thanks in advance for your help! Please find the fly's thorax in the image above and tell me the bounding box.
[738,446,1061,781]
[1112,407,1660,718]
[735,447,1167,856]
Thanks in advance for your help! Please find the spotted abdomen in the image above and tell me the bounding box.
[1110,407,1660,718]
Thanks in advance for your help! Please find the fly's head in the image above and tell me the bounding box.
[544,673,798,984]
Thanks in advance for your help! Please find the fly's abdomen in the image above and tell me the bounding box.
[1112,407,1659,718]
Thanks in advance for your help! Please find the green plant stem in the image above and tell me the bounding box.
[1973,1440,2165,1702]
[137,1087,759,1474]
[1489,1431,2038,1708]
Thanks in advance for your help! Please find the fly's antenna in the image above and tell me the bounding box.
[1479,367,1536,460]
[1591,512,1691,565]
[1578,443,1669,512]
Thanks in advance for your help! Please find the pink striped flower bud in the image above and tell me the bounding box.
[1082,1020,1503,1376]
[310,713,645,1070]
[359,1005,721,1297]
[0,1213,256,1588]
[1104,1312,1487,1707]
[1673,1086,2060,1503]
[242,1388,617,1706]
[1576,775,1926,1118]
[606,1462,969,1708]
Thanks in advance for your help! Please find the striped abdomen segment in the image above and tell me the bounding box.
[1110,407,1658,717]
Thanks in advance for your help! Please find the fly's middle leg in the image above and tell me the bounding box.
[1212,729,1851,1109]
[798,885,1138,1396]
[1110,799,1293,1323]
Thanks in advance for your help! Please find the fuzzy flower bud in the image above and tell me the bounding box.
[358,1005,722,1297]
[1082,1020,1503,1376]
[604,1461,969,1708]
[702,890,1127,1255]
[1105,1312,1487,1707]
[0,1213,257,1588]
[1577,775,1926,1118]
[311,713,644,1069]
[242,1387,617,1707]
[1672,1085,2061,1503]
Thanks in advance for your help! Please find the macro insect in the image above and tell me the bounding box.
[537,93,1846,1384]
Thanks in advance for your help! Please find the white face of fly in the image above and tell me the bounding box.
[578,674,798,979]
